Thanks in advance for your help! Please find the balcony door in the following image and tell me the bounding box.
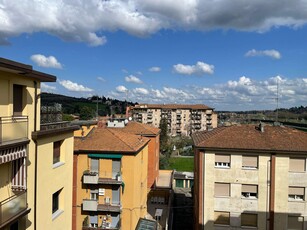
[111,213,120,228]
[112,186,120,205]
[13,84,24,116]
[112,160,120,179]
[91,158,99,173]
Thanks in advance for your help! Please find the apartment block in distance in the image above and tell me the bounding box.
[0,58,77,230]
[73,123,149,230]
[192,123,307,230]
[131,104,217,136]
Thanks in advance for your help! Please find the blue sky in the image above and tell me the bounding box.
[1,0,307,111]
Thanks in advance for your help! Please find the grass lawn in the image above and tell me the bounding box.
[167,157,194,172]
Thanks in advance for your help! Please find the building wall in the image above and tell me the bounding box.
[35,132,74,230]
[147,135,160,189]
[198,150,307,230]
[121,146,148,230]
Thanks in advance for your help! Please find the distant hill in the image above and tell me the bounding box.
[41,93,136,119]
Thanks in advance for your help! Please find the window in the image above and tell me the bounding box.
[242,155,258,169]
[215,155,230,168]
[91,158,99,173]
[90,189,98,200]
[289,158,306,172]
[52,190,61,213]
[176,179,184,188]
[53,141,61,164]
[89,215,98,228]
[241,184,258,199]
[13,84,24,116]
[214,211,230,225]
[215,183,230,197]
[288,187,305,201]
[288,216,304,230]
[241,213,257,227]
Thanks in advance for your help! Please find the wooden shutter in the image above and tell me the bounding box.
[241,213,257,227]
[242,184,257,193]
[215,155,230,163]
[289,158,305,172]
[53,141,61,164]
[242,156,258,168]
[215,183,230,196]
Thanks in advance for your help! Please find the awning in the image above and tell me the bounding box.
[88,154,123,159]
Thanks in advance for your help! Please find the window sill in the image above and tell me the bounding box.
[214,166,230,169]
[52,209,64,220]
[288,199,305,202]
[242,167,258,170]
[241,197,258,200]
[53,162,65,169]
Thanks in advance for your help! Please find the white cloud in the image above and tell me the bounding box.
[133,87,149,95]
[30,54,62,69]
[59,80,93,92]
[149,66,161,72]
[116,85,128,93]
[97,77,106,82]
[2,1,307,46]
[245,49,281,59]
[173,61,214,75]
[41,83,56,91]
[125,75,143,84]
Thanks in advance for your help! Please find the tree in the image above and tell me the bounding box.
[80,106,95,120]
[159,118,169,153]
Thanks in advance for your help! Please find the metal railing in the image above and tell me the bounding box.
[40,121,70,131]
[0,116,28,143]
[0,191,27,225]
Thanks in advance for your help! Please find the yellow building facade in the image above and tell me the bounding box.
[0,58,77,230]
[73,126,149,230]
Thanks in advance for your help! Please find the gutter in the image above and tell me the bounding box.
[33,81,38,230]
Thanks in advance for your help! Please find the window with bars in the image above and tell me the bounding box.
[215,183,230,197]
[289,158,306,172]
[241,184,258,199]
[215,155,230,168]
[242,155,258,169]
[288,187,305,201]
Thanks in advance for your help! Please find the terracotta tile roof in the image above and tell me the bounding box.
[111,121,160,136]
[133,104,213,110]
[74,127,149,153]
[192,124,307,152]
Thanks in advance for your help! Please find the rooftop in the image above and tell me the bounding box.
[155,170,173,188]
[133,104,212,110]
[192,124,307,153]
[74,127,150,153]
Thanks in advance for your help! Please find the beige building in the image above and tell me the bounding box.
[131,104,217,136]
[0,58,77,230]
[73,124,149,230]
[192,123,307,230]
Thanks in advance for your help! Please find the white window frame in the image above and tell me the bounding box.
[215,162,230,168]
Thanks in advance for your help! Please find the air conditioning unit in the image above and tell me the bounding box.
[105,197,110,204]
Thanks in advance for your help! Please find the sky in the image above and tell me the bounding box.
[1,0,307,111]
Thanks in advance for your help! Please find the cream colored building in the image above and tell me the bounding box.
[0,58,77,230]
[131,104,217,136]
[192,124,307,230]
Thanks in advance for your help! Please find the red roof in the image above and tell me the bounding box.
[192,124,307,153]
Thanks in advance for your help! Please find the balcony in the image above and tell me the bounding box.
[83,199,121,213]
[82,216,120,230]
[0,116,28,144]
[83,171,122,185]
[0,191,29,228]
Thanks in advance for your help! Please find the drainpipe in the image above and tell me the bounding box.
[33,81,38,230]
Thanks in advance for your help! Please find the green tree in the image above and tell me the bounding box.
[159,118,169,153]
[80,106,95,120]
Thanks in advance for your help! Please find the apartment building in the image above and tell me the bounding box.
[192,123,307,230]
[131,104,217,136]
[0,58,77,230]
[73,124,149,230]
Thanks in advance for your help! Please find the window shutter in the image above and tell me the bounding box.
[241,213,257,227]
[242,156,258,168]
[242,185,257,193]
[289,158,305,172]
[215,155,230,163]
[215,183,230,196]
[214,211,230,225]
[289,187,304,195]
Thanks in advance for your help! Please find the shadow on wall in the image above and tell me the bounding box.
[197,211,304,230]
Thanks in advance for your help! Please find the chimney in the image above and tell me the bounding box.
[259,122,264,132]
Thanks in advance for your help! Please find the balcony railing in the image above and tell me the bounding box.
[83,171,122,185]
[0,116,28,144]
[0,191,27,226]
[82,216,120,230]
[40,121,70,131]
[83,199,121,213]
